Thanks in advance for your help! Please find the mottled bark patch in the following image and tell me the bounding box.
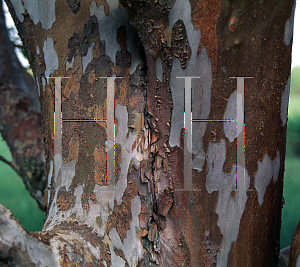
[67,33,82,62]
[179,235,191,266]
[119,0,176,54]
[67,16,99,61]
[171,20,191,68]
[66,0,81,14]
[53,223,112,265]
[107,167,138,241]
[81,192,97,212]
[68,133,79,164]
[57,189,75,211]
[93,145,106,185]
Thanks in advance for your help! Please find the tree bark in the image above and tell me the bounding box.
[1,0,297,266]
[0,0,47,210]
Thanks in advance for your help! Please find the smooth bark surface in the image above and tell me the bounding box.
[0,0,297,266]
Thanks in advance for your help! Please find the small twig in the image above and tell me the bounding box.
[0,155,18,173]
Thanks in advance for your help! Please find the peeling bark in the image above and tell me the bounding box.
[1,0,295,266]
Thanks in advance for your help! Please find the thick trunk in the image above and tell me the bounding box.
[1,0,297,266]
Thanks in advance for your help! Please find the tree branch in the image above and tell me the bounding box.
[0,204,58,266]
[0,155,17,173]
[0,0,47,210]
[0,204,108,265]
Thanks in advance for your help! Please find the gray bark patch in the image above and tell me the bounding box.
[66,56,75,71]
[109,196,143,266]
[89,0,141,74]
[23,0,56,30]
[281,75,290,126]
[254,150,280,206]
[82,42,95,73]
[284,1,295,46]
[205,139,251,266]
[47,160,53,206]
[296,254,300,267]
[155,58,163,82]
[168,0,201,57]
[169,48,211,171]
[43,38,59,78]
[168,0,211,172]
[224,91,243,142]
[9,0,25,22]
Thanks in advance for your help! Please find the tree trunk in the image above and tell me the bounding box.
[0,0,296,266]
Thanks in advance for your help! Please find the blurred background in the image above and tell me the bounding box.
[0,0,299,250]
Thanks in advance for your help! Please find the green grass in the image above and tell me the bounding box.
[0,135,45,232]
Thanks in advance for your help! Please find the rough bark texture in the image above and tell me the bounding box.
[0,0,296,266]
[0,0,47,210]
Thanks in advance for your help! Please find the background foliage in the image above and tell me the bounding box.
[0,138,45,231]
[281,66,300,249]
